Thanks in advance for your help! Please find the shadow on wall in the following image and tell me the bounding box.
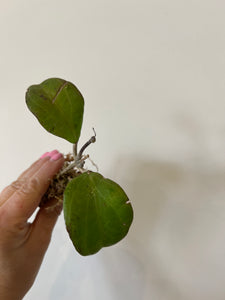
[50,157,225,300]
[110,157,188,300]
[112,156,225,300]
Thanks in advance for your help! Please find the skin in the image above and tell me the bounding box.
[0,150,64,300]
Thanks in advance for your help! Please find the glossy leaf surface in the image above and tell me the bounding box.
[63,172,133,256]
[26,78,84,143]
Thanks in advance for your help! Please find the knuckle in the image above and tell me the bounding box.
[10,178,26,191]
[28,177,40,192]
[12,177,41,196]
[22,177,40,195]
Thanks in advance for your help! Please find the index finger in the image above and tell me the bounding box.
[2,152,64,222]
[0,151,60,207]
[0,155,49,207]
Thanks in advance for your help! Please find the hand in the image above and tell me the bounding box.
[0,150,64,300]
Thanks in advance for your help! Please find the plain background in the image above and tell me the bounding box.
[0,1,225,299]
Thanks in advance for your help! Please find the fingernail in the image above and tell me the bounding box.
[40,150,62,160]
[40,152,50,159]
[49,150,59,157]
[50,151,63,161]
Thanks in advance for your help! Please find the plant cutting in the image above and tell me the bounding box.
[25,78,133,256]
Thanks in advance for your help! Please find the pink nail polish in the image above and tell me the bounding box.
[50,152,63,161]
[40,152,50,159]
[49,150,59,156]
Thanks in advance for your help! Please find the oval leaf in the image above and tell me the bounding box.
[63,172,133,256]
[26,78,84,143]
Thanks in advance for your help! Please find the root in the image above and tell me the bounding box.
[40,153,81,207]
[40,130,98,207]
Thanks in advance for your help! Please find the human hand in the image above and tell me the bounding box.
[0,150,64,300]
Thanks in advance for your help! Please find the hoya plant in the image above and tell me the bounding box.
[25,78,133,256]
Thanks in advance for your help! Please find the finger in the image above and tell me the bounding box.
[3,152,64,222]
[29,198,63,249]
[0,152,55,206]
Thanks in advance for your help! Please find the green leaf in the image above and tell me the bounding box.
[25,78,84,143]
[63,172,133,256]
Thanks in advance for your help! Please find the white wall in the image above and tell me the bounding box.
[0,1,225,299]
